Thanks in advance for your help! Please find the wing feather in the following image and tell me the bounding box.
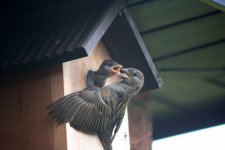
[81,103,92,129]
[47,87,112,134]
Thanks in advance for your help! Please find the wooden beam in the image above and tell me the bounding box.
[128,104,152,150]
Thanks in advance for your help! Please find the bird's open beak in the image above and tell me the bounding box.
[119,68,130,78]
[111,65,123,74]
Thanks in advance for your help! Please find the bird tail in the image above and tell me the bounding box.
[99,134,112,150]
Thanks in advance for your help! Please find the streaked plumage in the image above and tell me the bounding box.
[86,59,122,88]
[47,68,144,150]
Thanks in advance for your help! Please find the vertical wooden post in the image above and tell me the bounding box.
[128,103,153,150]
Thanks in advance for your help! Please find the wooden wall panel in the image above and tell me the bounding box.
[0,41,131,150]
[50,66,67,150]
[0,69,53,150]
[0,65,66,150]
[112,107,130,150]
[63,41,130,150]
[0,77,23,150]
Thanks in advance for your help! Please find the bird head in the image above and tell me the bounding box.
[98,60,123,76]
[119,68,144,89]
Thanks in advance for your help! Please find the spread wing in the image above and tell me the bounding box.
[47,87,112,134]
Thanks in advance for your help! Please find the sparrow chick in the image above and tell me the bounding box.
[47,68,144,150]
[86,60,123,88]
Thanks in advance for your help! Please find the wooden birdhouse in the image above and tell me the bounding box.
[0,0,162,149]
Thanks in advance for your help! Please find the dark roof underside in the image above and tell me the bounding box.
[127,0,225,139]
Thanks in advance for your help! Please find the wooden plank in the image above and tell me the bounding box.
[49,65,67,150]
[0,65,71,150]
[112,108,130,150]
[63,41,130,150]
[0,68,53,150]
[0,77,23,150]
[19,70,53,150]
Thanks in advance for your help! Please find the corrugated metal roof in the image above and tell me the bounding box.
[0,0,120,74]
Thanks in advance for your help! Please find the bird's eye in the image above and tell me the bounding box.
[133,72,137,76]
[106,62,113,66]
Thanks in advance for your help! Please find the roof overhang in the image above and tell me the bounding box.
[0,0,162,91]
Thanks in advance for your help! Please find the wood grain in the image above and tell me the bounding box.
[50,65,67,150]
[0,69,53,150]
